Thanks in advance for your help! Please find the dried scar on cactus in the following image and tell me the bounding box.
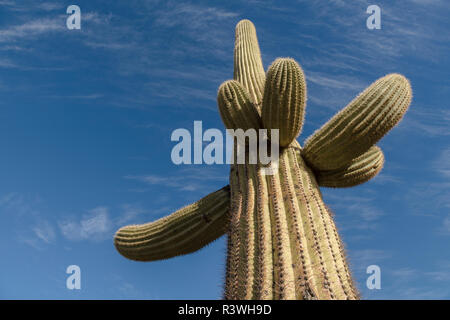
[114,19,412,300]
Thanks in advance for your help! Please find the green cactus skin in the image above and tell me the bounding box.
[262,58,307,147]
[217,80,262,131]
[225,149,359,299]
[113,19,412,300]
[114,186,230,261]
[312,146,384,188]
[302,74,411,171]
[234,19,266,107]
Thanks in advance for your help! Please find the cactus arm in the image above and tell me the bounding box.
[302,74,412,171]
[313,146,384,188]
[234,19,266,107]
[217,80,262,131]
[114,186,230,262]
[262,58,307,146]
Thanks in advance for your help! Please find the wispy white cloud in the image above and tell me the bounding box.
[59,206,113,241]
[426,270,450,282]
[0,192,40,216]
[433,148,450,178]
[108,273,156,299]
[33,220,56,243]
[0,17,64,43]
[371,173,401,185]
[47,93,105,100]
[153,2,239,51]
[0,2,239,111]
[115,204,146,226]
[440,214,450,235]
[0,57,20,68]
[305,71,369,110]
[16,219,57,250]
[143,82,217,107]
[429,149,450,234]
[0,10,127,72]
[306,71,366,91]
[0,1,64,11]
[403,148,450,234]
[0,192,58,249]
[390,267,419,280]
[407,181,450,216]
[37,2,64,11]
[312,1,448,62]
[349,249,391,272]
[402,107,450,137]
[409,0,446,5]
[396,287,449,299]
[125,167,228,192]
[154,3,238,27]
[324,193,384,231]
[376,263,450,299]
[0,45,29,51]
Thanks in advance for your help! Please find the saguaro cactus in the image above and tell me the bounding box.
[114,19,412,300]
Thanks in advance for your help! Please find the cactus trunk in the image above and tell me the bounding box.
[224,144,359,300]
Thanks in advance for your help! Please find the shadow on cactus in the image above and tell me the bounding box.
[114,19,412,300]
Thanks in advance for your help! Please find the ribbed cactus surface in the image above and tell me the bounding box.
[262,58,306,147]
[115,186,230,261]
[114,19,412,300]
[314,146,384,188]
[234,19,266,107]
[303,74,411,171]
[225,151,359,299]
[218,80,262,131]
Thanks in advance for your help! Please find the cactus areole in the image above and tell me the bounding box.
[114,19,412,300]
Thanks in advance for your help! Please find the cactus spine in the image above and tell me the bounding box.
[114,19,412,300]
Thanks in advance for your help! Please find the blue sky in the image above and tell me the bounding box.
[0,0,449,299]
